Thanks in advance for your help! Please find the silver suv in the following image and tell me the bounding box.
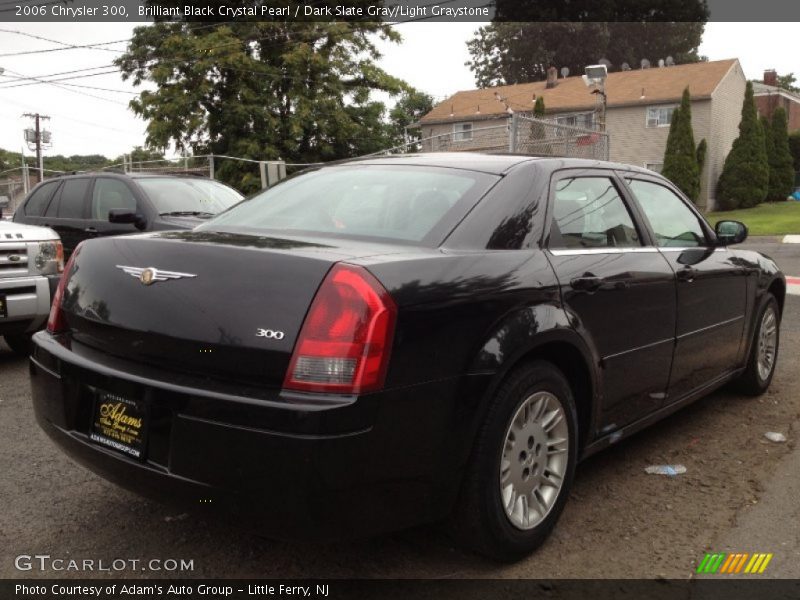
[0,197,63,355]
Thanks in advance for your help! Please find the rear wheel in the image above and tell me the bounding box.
[450,361,578,561]
[735,294,780,396]
[3,333,33,356]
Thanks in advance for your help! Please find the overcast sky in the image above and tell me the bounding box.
[0,22,796,161]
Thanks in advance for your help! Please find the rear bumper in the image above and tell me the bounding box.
[0,274,57,335]
[30,332,493,540]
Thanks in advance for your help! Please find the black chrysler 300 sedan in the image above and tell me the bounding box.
[30,154,784,560]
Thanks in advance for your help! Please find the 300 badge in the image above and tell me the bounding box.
[256,328,284,340]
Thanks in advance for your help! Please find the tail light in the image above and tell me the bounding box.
[283,263,397,394]
[47,244,82,334]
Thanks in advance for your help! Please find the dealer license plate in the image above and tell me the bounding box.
[89,390,148,460]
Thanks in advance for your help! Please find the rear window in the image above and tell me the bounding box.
[23,181,60,216]
[199,165,496,244]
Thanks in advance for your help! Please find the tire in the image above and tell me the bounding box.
[3,333,33,356]
[449,360,579,561]
[735,294,780,396]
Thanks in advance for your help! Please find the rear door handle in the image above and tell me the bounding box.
[677,267,696,282]
[569,275,603,292]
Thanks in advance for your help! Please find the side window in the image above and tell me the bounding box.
[44,189,61,217]
[549,176,641,249]
[627,179,707,247]
[91,178,137,221]
[23,181,59,216]
[57,179,90,219]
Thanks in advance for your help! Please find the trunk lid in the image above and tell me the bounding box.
[63,230,408,388]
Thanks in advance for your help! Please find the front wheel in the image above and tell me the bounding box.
[735,294,780,396]
[449,361,578,561]
[3,333,33,356]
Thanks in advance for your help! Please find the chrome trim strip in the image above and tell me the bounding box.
[677,315,744,340]
[658,246,724,252]
[603,337,674,361]
[549,247,659,256]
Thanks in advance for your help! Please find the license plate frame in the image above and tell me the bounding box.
[89,390,149,461]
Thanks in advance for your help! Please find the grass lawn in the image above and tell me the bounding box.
[706,201,800,236]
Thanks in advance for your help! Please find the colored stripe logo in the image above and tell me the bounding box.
[697,552,773,574]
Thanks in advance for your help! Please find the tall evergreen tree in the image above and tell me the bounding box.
[768,107,795,200]
[761,114,775,199]
[662,88,700,202]
[696,138,707,175]
[716,82,769,210]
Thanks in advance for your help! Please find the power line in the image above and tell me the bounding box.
[0,69,131,91]
[0,28,127,53]
[2,68,128,105]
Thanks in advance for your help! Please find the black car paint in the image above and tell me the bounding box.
[13,173,240,255]
[28,155,785,541]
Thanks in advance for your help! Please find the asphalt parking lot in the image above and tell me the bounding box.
[1,239,798,579]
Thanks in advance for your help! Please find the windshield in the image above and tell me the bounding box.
[138,178,243,216]
[198,165,496,243]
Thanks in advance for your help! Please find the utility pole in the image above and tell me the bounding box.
[22,113,50,184]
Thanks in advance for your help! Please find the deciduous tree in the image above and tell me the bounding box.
[116,19,407,192]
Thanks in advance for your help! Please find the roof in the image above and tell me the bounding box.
[752,81,800,103]
[330,152,663,177]
[332,152,538,175]
[420,59,740,125]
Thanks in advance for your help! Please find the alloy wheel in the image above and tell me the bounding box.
[499,391,570,530]
[756,306,778,382]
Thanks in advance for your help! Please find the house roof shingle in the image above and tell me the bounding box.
[420,58,739,125]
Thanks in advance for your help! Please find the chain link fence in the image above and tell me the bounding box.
[400,114,608,161]
[513,115,609,160]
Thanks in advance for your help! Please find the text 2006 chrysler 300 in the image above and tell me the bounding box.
[30,155,784,560]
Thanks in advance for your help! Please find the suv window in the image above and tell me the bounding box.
[627,179,707,247]
[92,178,137,220]
[549,177,640,249]
[23,181,60,216]
[57,179,90,219]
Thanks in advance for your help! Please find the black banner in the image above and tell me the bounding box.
[4,0,800,23]
[4,580,800,600]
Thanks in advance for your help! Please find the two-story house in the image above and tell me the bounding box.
[417,58,747,211]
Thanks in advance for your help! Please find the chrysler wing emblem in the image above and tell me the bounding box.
[116,265,197,286]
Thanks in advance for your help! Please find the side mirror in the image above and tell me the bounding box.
[108,209,146,230]
[715,220,748,245]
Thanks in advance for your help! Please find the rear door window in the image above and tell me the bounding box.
[56,179,90,219]
[549,176,641,249]
[23,181,60,216]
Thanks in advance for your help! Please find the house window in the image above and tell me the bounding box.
[646,106,676,128]
[645,162,664,173]
[452,122,472,141]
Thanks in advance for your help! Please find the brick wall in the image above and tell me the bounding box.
[755,94,800,132]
